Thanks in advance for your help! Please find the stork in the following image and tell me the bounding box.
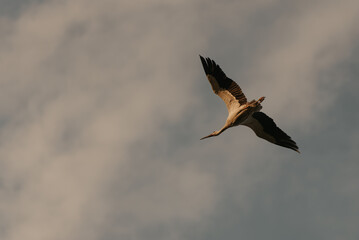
[199,56,299,153]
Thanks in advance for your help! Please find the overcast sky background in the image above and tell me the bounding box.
[0,0,359,239]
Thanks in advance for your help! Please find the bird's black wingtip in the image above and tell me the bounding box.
[282,141,300,153]
[288,144,300,153]
[199,55,210,75]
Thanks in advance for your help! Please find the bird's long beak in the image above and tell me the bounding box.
[200,133,215,140]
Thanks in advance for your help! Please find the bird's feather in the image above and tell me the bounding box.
[200,56,247,113]
[243,112,299,152]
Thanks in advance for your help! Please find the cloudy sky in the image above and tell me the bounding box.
[0,0,359,239]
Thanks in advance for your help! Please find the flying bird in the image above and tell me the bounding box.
[199,55,299,153]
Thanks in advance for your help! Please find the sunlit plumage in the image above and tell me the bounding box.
[200,55,299,153]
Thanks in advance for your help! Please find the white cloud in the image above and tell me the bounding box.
[239,0,359,130]
[0,0,358,240]
[0,0,220,239]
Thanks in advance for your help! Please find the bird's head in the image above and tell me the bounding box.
[200,131,219,140]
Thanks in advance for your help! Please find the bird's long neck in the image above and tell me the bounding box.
[215,125,229,135]
[201,125,229,140]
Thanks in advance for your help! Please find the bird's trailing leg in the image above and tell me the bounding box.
[258,96,265,103]
[248,96,265,108]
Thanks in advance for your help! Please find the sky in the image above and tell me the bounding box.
[0,0,358,239]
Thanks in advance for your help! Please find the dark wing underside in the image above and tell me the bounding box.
[244,112,299,152]
[200,56,247,106]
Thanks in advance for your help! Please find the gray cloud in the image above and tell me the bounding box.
[0,0,358,240]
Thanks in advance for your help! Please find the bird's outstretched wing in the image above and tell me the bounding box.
[200,56,247,113]
[243,112,299,152]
